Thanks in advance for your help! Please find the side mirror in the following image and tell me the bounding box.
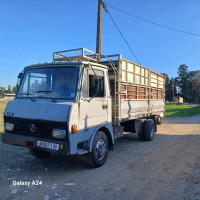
[17,71,24,91]
[18,72,23,79]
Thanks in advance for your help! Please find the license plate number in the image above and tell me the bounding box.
[37,141,59,150]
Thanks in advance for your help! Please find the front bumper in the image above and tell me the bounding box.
[2,132,70,154]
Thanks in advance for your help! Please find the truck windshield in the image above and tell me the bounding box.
[17,67,79,100]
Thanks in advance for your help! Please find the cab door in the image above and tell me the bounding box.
[79,66,109,133]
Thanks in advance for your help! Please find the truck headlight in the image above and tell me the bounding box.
[5,123,14,132]
[52,129,66,138]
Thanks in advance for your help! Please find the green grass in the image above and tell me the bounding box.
[165,103,200,117]
[0,101,7,141]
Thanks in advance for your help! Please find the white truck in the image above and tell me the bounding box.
[2,48,165,167]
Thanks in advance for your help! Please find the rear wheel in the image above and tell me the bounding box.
[138,130,145,141]
[29,148,51,158]
[85,131,108,168]
[142,120,155,141]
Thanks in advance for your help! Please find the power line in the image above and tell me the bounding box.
[104,2,200,37]
[102,2,142,65]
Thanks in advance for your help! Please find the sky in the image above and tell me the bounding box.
[0,0,200,88]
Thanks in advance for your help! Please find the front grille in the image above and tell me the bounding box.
[4,116,68,141]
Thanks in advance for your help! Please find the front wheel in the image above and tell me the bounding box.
[85,131,108,168]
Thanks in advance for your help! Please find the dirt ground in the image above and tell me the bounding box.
[0,115,200,200]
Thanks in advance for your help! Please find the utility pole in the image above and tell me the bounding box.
[96,0,102,56]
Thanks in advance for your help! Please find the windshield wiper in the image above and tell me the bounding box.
[51,98,57,103]
[20,93,33,96]
[30,98,36,102]
[35,90,53,93]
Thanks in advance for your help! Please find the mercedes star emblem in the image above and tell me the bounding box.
[29,124,36,133]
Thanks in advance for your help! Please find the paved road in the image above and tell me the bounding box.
[0,114,200,200]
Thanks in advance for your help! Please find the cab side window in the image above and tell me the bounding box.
[82,68,105,98]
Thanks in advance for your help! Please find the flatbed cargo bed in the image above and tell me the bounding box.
[101,54,165,129]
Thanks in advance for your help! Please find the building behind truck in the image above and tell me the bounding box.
[2,48,165,167]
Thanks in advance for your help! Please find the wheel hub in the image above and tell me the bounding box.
[95,139,106,160]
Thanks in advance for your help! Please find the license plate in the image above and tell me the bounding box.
[37,141,59,150]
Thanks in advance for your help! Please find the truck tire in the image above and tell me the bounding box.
[85,131,108,168]
[143,120,155,141]
[138,130,145,141]
[157,116,163,125]
[29,148,51,158]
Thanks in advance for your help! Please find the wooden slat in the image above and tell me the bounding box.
[128,91,137,95]
[120,82,165,100]
[127,86,137,91]
[121,85,126,90]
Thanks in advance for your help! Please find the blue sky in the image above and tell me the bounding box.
[1,0,200,88]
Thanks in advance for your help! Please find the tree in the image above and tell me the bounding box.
[192,70,200,103]
[165,74,178,102]
[165,74,172,101]
[12,84,18,94]
[0,87,6,93]
[7,85,12,93]
[177,64,190,102]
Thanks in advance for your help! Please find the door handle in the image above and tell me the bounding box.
[102,104,108,109]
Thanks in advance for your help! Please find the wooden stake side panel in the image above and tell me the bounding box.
[105,57,165,124]
[121,59,165,90]
[120,59,165,100]
[121,84,165,100]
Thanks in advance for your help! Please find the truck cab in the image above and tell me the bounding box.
[3,49,114,167]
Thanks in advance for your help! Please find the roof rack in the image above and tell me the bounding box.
[53,48,100,62]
